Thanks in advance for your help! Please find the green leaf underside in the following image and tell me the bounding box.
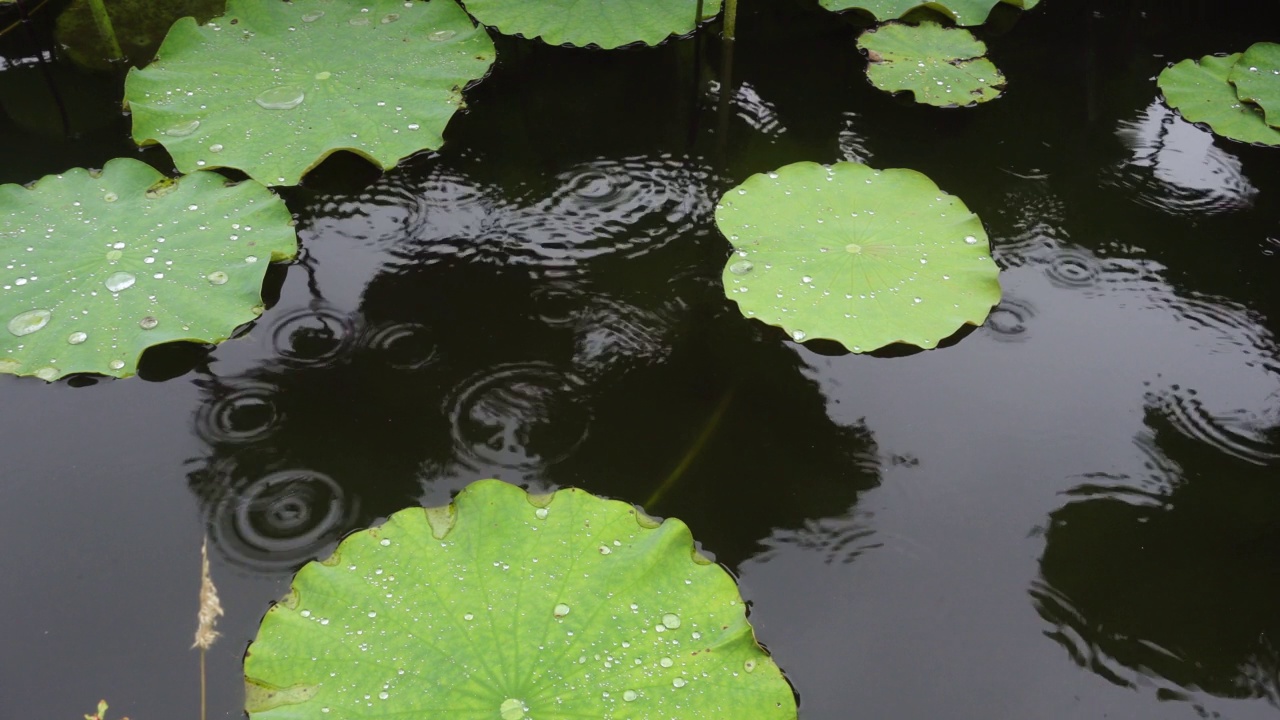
[819,0,1038,26]
[1228,42,1280,129]
[125,0,495,186]
[244,480,796,720]
[718,161,1001,353]
[1159,54,1280,146]
[858,21,1004,106]
[0,158,296,381]
[461,0,721,49]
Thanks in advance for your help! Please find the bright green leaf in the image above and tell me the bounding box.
[461,0,720,49]
[1158,53,1280,147]
[1228,42,1280,129]
[718,161,1000,353]
[0,158,297,381]
[819,0,1037,26]
[858,21,1004,106]
[244,479,795,720]
[124,0,496,186]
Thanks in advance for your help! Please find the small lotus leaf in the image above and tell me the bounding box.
[718,161,1001,353]
[858,21,1004,106]
[1159,54,1280,146]
[1228,42,1280,129]
[819,0,1038,26]
[124,0,496,186]
[244,479,796,720]
[461,0,720,49]
[0,158,296,381]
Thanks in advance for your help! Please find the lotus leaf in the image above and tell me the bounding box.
[124,0,495,186]
[1228,42,1280,129]
[1159,54,1280,146]
[819,0,1038,26]
[461,0,720,49]
[858,21,1004,106]
[0,158,296,381]
[718,161,1000,353]
[244,479,796,720]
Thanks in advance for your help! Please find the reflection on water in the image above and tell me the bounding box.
[1033,413,1280,704]
[1108,101,1258,217]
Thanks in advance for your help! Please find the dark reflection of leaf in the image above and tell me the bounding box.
[1032,408,1280,705]
[54,0,225,70]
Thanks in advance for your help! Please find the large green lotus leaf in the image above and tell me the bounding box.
[0,158,296,381]
[460,0,720,49]
[124,0,496,186]
[819,0,1037,26]
[1158,54,1280,146]
[1228,42,1280,129]
[244,479,795,720]
[858,21,1004,106]
[718,161,1000,353]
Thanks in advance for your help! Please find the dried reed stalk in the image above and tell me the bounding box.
[194,537,223,720]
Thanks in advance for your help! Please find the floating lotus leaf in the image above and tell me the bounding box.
[1159,54,1280,147]
[858,21,1004,106]
[819,0,1038,26]
[1228,42,1280,129]
[718,161,1000,353]
[461,0,720,49]
[244,479,796,720]
[0,158,296,381]
[124,0,496,186]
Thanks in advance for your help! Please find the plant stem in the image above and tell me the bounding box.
[723,0,737,41]
[84,0,124,62]
[645,389,735,510]
[200,647,207,720]
[12,0,71,137]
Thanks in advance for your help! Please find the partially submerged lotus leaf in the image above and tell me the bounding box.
[124,0,495,186]
[819,0,1038,26]
[1159,53,1280,146]
[0,158,296,381]
[244,479,796,719]
[461,0,720,49]
[1228,42,1280,129]
[858,21,1004,106]
[718,161,1000,353]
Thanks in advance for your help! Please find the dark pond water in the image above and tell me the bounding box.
[3,0,1280,718]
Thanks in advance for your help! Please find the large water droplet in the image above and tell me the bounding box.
[103,192,119,203]
[67,331,87,345]
[623,690,638,702]
[662,613,681,629]
[534,507,549,520]
[553,603,571,618]
[139,316,159,330]
[744,659,757,673]
[8,309,51,337]
[660,657,674,668]
[499,698,527,720]
[845,243,862,254]
[106,249,123,261]
[672,678,687,688]
[791,329,807,341]
[109,359,125,370]
[729,260,754,275]
[255,86,306,110]
[105,272,136,292]
[301,10,324,21]
[428,30,456,41]
[207,271,229,285]
[963,235,979,245]
[165,119,201,137]
[34,367,57,381]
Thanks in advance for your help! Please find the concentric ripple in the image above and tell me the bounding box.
[269,306,356,366]
[203,453,358,572]
[445,362,590,471]
[193,379,283,445]
[983,297,1035,341]
[1108,101,1258,217]
[1045,248,1103,288]
[1149,390,1280,465]
[359,322,437,370]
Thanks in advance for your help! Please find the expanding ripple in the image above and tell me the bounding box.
[359,322,437,370]
[203,452,357,571]
[1044,248,1103,288]
[1149,389,1280,465]
[269,306,357,366]
[983,297,1035,341]
[445,362,591,471]
[193,379,283,445]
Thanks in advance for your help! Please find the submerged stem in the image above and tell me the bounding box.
[723,0,737,41]
[645,389,735,510]
[83,0,124,62]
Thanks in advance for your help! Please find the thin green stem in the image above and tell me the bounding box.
[645,389,735,510]
[83,0,124,62]
[723,0,737,40]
